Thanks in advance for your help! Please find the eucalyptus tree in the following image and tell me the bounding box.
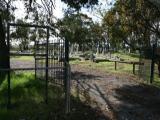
[57,12,93,53]
[89,22,104,54]
[12,19,30,51]
[103,0,160,52]
[61,0,98,10]
[102,9,126,52]
[118,0,160,48]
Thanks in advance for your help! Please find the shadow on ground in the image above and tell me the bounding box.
[0,72,109,120]
[71,70,160,120]
[113,84,160,120]
[72,71,102,81]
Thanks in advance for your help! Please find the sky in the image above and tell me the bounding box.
[13,0,66,19]
[13,0,114,23]
[10,0,114,46]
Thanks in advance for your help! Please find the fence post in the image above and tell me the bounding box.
[64,38,70,114]
[133,63,135,74]
[45,27,49,104]
[35,41,37,81]
[7,23,11,109]
[150,44,156,84]
[115,61,117,70]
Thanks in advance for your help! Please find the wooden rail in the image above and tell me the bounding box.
[93,57,144,74]
[112,60,144,74]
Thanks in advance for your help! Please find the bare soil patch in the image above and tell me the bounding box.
[71,64,160,120]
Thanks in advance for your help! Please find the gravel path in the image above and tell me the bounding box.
[71,64,160,120]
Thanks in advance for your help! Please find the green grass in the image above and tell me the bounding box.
[70,59,139,75]
[152,65,160,87]
[112,52,139,61]
[153,75,160,87]
[70,52,140,76]
[70,52,160,87]
[11,56,34,61]
[0,72,105,120]
[0,72,64,119]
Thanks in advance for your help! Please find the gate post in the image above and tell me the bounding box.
[64,38,70,113]
[7,23,11,109]
[150,44,156,84]
[45,27,49,104]
[35,41,37,81]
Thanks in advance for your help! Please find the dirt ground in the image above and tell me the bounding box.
[11,59,35,69]
[71,64,160,120]
[10,60,160,120]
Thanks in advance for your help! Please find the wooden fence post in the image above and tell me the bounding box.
[133,63,135,74]
[115,61,117,70]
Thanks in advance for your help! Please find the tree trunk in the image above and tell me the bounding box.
[0,15,9,84]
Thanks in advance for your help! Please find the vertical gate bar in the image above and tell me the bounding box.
[60,39,61,84]
[35,41,37,80]
[54,44,55,84]
[7,23,11,109]
[62,40,64,84]
[62,40,64,85]
[49,49,51,81]
[43,45,44,78]
[57,40,61,84]
[59,39,61,84]
[150,44,156,84]
[45,27,49,104]
[60,39,62,85]
[51,48,53,82]
[64,38,70,113]
[58,39,59,84]
[56,43,57,84]
[63,40,65,84]
[59,38,60,84]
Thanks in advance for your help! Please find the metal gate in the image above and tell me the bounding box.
[34,27,70,112]
[0,23,70,113]
[35,37,65,85]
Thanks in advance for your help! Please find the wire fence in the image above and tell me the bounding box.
[139,45,160,83]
